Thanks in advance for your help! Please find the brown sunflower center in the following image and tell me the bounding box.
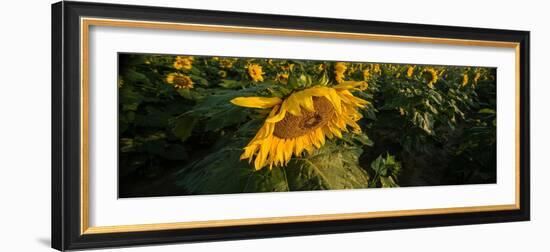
[273,97,335,139]
[174,76,191,87]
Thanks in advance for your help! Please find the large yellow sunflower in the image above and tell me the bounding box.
[231,81,368,170]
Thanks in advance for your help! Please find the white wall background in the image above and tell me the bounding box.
[0,0,546,251]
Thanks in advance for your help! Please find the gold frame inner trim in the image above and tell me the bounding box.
[80,17,522,235]
[85,204,517,234]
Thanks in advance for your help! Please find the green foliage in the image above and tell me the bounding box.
[369,153,401,188]
[172,116,197,142]
[177,141,369,194]
[285,143,370,190]
[363,65,496,186]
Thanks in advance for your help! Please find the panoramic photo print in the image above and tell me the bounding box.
[118,53,497,198]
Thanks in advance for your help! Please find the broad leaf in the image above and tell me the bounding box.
[285,143,370,190]
[175,140,260,194]
[176,140,370,194]
[172,116,197,142]
[369,153,401,188]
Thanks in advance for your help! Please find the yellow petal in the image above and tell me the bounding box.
[259,107,279,138]
[334,81,367,90]
[306,86,329,96]
[276,139,286,166]
[301,94,315,112]
[240,144,258,161]
[262,122,274,138]
[304,140,314,155]
[283,139,294,165]
[325,89,342,114]
[266,103,287,123]
[309,133,321,148]
[254,153,263,170]
[286,95,302,116]
[316,128,325,146]
[166,73,175,83]
[294,136,304,156]
[231,96,282,108]
[329,125,343,138]
[268,137,280,167]
[323,126,334,139]
[255,137,272,170]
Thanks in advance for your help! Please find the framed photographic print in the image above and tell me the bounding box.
[52,1,530,250]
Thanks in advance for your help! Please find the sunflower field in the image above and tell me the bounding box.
[118,53,496,197]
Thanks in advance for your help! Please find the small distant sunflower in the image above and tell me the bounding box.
[173,56,194,70]
[334,62,347,83]
[422,68,438,88]
[231,81,368,170]
[372,64,381,75]
[218,70,227,78]
[219,58,235,69]
[461,73,469,87]
[247,63,264,82]
[473,71,482,84]
[406,66,415,78]
[166,73,194,89]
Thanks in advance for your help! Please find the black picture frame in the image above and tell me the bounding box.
[52,1,530,251]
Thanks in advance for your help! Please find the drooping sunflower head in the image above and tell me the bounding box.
[173,56,194,70]
[247,63,264,82]
[231,81,368,170]
[166,73,194,89]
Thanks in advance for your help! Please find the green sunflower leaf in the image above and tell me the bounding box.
[174,140,261,194]
[175,140,370,194]
[284,143,370,190]
[172,116,197,142]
